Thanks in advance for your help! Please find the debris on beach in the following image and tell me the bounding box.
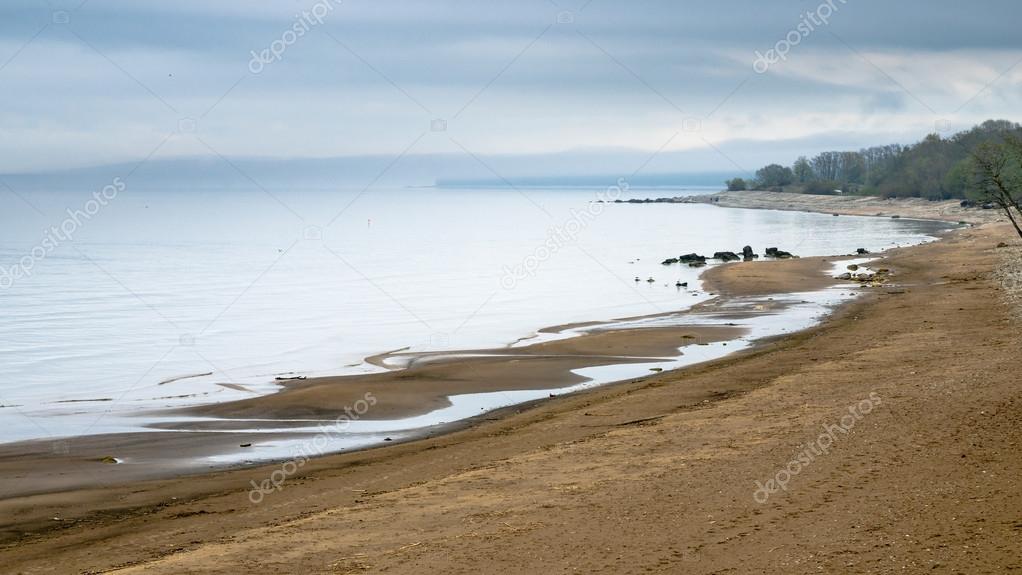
[834,267,893,287]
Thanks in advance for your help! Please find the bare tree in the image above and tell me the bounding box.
[971,138,1022,240]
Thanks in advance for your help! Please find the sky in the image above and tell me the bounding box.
[1,0,1021,178]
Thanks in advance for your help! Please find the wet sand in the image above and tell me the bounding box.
[184,323,748,422]
[0,297,797,498]
[700,254,847,297]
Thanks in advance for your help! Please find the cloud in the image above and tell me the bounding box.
[0,0,1021,172]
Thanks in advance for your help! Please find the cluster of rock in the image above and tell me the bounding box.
[661,253,708,267]
[834,265,892,286]
[661,246,798,267]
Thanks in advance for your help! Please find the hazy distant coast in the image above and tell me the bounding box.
[639,189,1005,225]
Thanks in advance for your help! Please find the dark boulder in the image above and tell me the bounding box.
[765,247,795,259]
[713,251,741,262]
[678,253,707,264]
[661,258,679,265]
[856,248,870,255]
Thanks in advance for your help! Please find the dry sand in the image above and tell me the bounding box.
[1,221,1020,573]
[688,189,1006,224]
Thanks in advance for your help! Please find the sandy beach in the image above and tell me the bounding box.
[1,199,1020,572]
[5,0,1022,571]
[686,190,1007,225]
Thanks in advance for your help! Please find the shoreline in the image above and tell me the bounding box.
[0,200,957,499]
[0,254,851,499]
[2,221,1018,572]
[682,189,1006,225]
[0,196,955,450]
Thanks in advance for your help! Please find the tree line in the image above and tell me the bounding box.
[726,120,1022,202]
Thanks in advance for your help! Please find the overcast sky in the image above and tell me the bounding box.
[1,0,1021,174]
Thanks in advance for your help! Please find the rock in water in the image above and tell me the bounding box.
[765,247,795,259]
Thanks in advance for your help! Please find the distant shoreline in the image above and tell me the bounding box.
[631,189,1005,225]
